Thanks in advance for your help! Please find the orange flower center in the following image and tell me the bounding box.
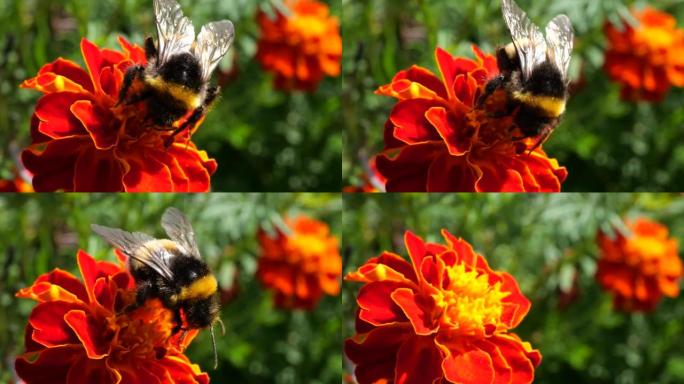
[433,263,509,335]
[108,298,177,362]
[286,234,327,272]
[288,15,327,45]
[625,237,666,266]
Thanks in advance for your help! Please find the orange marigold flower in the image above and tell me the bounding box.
[345,230,541,384]
[257,216,341,309]
[15,250,209,383]
[604,7,684,102]
[20,37,217,192]
[596,217,683,312]
[256,0,342,91]
[374,46,568,192]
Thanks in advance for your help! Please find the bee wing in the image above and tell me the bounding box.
[91,224,174,281]
[545,14,574,83]
[194,20,235,82]
[160,207,201,259]
[501,0,547,80]
[153,0,196,64]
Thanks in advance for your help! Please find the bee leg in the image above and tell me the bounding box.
[163,86,220,147]
[144,37,157,61]
[527,126,553,154]
[117,65,145,107]
[476,75,505,108]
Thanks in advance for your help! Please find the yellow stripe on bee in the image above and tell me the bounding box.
[512,91,566,117]
[179,275,218,300]
[146,75,201,109]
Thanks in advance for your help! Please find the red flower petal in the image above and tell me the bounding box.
[437,338,495,384]
[80,38,123,96]
[16,268,88,303]
[15,346,82,384]
[22,137,91,191]
[155,355,210,384]
[473,158,526,192]
[121,153,175,192]
[21,58,94,94]
[64,310,111,359]
[166,145,214,192]
[426,153,479,192]
[345,251,417,285]
[390,100,444,144]
[29,301,84,347]
[66,355,119,384]
[395,335,443,384]
[425,107,473,156]
[345,324,412,384]
[391,288,438,335]
[35,92,90,139]
[71,100,119,149]
[489,334,538,383]
[375,143,442,191]
[357,281,411,326]
[73,147,124,192]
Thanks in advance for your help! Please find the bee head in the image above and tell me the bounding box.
[526,62,566,98]
[159,52,202,91]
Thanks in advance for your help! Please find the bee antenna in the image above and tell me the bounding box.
[217,317,226,336]
[210,324,218,370]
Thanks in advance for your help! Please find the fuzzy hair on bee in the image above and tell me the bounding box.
[91,207,224,369]
[477,0,574,151]
[117,0,235,147]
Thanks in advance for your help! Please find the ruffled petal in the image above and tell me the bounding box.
[15,346,83,384]
[35,92,90,139]
[16,268,88,303]
[64,309,112,359]
[391,288,438,335]
[390,100,444,144]
[395,335,443,384]
[73,147,124,192]
[29,301,84,347]
[345,324,412,384]
[357,281,411,326]
[22,137,91,191]
[71,100,120,149]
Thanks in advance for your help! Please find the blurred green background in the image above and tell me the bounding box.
[342,0,684,191]
[0,193,342,383]
[0,0,341,191]
[343,194,684,383]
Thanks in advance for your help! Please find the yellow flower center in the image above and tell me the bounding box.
[287,234,327,273]
[625,237,666,265]
[433,263,508,336]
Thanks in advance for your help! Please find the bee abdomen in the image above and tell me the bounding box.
[145,75,202,110]
[511,91,566,117]
[179,274,218,300]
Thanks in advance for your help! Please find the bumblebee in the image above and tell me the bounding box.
[91,207,222,368]
[477,0,574,151]
[118,0,235,147]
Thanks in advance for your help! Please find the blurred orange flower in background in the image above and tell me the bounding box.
[15,250,208,383]
[256,0,342,91]
[345,230,541,384]
[374,47,567,192]
[20,37,216,192]
[596,217,683,312]
[604,7,684,102]
[257,216,341,309]
[0,171,33,192]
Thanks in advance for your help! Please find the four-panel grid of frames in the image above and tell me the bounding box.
[1,0,684,383]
